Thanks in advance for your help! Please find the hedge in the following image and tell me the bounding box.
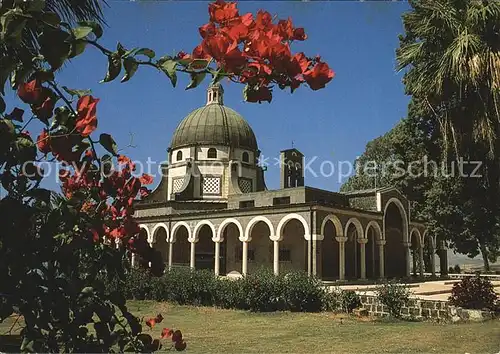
[105,267,351,313]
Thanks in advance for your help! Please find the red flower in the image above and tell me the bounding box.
[303,61,335,90]
[254,10,273,32]
[199,22,216,39]
[222,13,253,42]
[192,44,212,60]
[139,187,151,199]
[277,18,294,40]
[32,92,55,122]
[17,80,44,105]
[292,28,307,41]
[145,318,156,328]
[7,108,24,122]
[139,174,153,185]
[75,95,99,137]
[161,328,173,339]
[202,32,237,61]
[90,229,99,242]
[118,155,131,165]
[37,129,51,154]
[209,0,239,24]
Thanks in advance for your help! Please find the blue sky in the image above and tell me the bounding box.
[11,1,413,192]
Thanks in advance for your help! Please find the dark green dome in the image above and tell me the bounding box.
[170,86,258,151]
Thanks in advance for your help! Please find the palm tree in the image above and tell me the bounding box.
[397,0,500,161]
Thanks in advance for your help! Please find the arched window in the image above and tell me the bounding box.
[242,151,249,163]
[207,148,217,159]
[176,150,183,162]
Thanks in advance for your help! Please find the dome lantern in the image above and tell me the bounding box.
[206,82,224,105]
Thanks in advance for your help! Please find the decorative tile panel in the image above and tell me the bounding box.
[238,178,252,193]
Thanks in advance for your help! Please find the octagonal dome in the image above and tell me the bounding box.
[170,84,258,151]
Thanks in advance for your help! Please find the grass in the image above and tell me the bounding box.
[127,301,500,353]
[2,301,500,353]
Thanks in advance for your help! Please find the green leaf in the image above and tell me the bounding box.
[160,60,177,87]
[69,39,87,58]
[211,69,226,85]
[186,72,206,90]
[0,96,5,114]
[100,53,122,83]
[135,48,155,59]
[28,0,46,12]
[121,57,139,83]
[62,86,91,98]
[99,133,118,156]
[72,26,93,40]
[40,12,60,26]
[77,21,103,39]
[39,29,71,70]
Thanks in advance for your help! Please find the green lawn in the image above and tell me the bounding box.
[2,301,500,353]
[126,301,500,353]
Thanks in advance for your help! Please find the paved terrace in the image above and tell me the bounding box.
[332,275,500,300]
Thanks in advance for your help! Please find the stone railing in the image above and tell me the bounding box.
[359,295,495,322]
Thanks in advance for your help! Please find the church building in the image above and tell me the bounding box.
[134,83,448,280]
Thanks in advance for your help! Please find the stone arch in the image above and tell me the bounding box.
[383,198,409,242]
[344,218,364,279]
[244,216,275,241]
[171,221,191,243]
[321,214,343,237]
[321,214,343,280]
[365,221,382,279]
[344,218,364,240]
[245,216,274,274]
[275,213,310,241]
[192,220,216,243]
[151,223,169,265]
[151,223,169,244]
[217,218,243,242]
[138,224,150,241]
[409,228,422,276]
[383,198,410,278]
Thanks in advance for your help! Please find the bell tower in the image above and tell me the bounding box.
[280,148,304,189]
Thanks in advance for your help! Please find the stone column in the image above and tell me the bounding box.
[273,240,279,276]
[307,236,312,276]
[377,240,386,278]
[358,238,367,280]
[440,248,448,276]
[168,242,173,270]
[214,241,220,276]
[336,236,347,281]
[418,245,424,277]
[312,235,317,277]
[242,240,248,276]
[431,248,436,277]
[190,241,195,269]
[131,253,136,268]
[403,242,411,277]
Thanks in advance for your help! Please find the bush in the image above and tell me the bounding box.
[339,290,361,313]
[375,281,411,318]
[105,267,335,312]
[449,275,498,310]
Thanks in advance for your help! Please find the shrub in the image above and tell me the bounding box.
[339,290,361,313]
[375,281,411,318]
[322,288,341,312]
[449,275,498,310]
[241,268,287,312]
[282,271,326,312]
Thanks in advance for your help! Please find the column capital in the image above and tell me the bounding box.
[402,241,412,248]
[357,238,368,244]
[376,240,387,246]
[335,236,348,243]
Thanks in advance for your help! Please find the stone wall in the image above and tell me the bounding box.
[359,295,495,322]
